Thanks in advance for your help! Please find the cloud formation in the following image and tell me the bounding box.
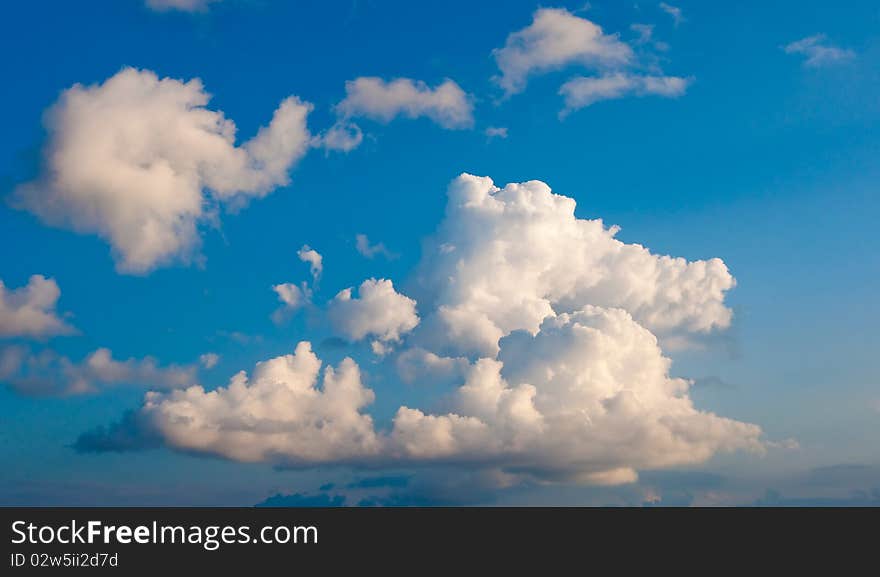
[328,279,419,348]
[138,342,381,464]
[271,282,312,324]
[81,174,762,485]
[391,307,762,482]
[297,245,323,282]
[317,121,364,153]
[484,126,509,140]
[493,8,632,95]
[411,174,735,357]
[491,8,689,112]
[0,345,195,396]
[14,68,312,273]
[784,34,855,67]
[0,276,74,338]
[355,234,396,260]
[199,353,220,369]
[335,77,474,129]
[560,73,689,113]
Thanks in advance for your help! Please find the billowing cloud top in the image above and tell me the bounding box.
[14,68,312,273]
[412,174,735,357]
[141,341,381,464]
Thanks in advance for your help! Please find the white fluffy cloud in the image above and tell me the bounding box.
[328,279,419,346]
[560,73,690,113]
[14,68,312,273]
[317,121,364,153]
[0,275,74,338]
[297,245,323,282]
[492,8,633,95]
[140,341,381,464]
[271,282,312,324]
[491,8,690,111]
[81,173,764,486]
[391,307,763,482]
[145,0,219,12]
[784,34,855,67]
[411,174,735,357]
[273,282,310,309]
[335,77,474,130]
[0,345,195,396]
[87,319,760,480]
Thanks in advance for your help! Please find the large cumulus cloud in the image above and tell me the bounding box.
[391,306,762,483]
[78,174,763,486]
[14,68,312,273]
[411,174,735,357]
[136,342,381,464]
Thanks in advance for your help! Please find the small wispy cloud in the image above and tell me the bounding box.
[199,353,220,369]
[484,126,509,140]
[355,234,397,260]
[659,3,684,27]
[145,0,219,12]
[784,34,855,67]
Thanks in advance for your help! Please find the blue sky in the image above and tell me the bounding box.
[0,0,878,506]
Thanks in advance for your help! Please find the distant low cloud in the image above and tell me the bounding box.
[0,345,195,397]
[630,23,654,45]
[560,73,690,113]
[491,8,690,113]
[145,0,219,12]
[256,492,346,507]
[784,34,855,67]
[492,8,632,95]
[0,276,74,338]
[484,126,509,140]
[355,234,396,260]
[13,68,312,274]
[198,352,220,369]
[318,76,474,153]
[335,77,474,129]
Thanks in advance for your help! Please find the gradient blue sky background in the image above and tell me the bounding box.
[1,0,878,505]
